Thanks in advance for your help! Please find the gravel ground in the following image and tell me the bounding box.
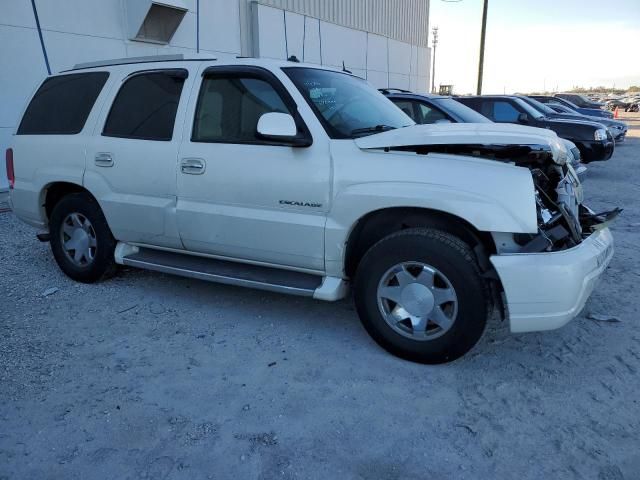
[1,114,639,480]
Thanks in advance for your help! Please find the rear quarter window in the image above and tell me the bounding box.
[17,72,109,135]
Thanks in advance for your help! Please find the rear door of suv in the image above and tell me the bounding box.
[85,66,195,249]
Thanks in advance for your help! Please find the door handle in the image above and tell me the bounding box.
[95,152,114,167]
[180,158,206,175]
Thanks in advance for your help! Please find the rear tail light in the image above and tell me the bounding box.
[5,148,14,189]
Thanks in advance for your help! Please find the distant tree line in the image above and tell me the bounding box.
[567,86,640,94]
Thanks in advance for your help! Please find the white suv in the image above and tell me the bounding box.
[7,55,616,363]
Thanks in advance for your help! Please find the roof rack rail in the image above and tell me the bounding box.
[378,88,412,94]
[69,54,217,71]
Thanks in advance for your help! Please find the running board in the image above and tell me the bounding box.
[117,244,348,300]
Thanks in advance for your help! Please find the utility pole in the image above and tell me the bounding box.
[431,26,439,94]
[476,0,488,95]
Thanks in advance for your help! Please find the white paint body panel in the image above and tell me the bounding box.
[354,122,561,150]
[491,227,614,333]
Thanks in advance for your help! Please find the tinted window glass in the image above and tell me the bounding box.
[193,76,290,143]
[491,101,521,122]
[103,71,186,141]
[417,102,449,124]
[521,96,556,115]
[433,98,491,123]
[18,73,108,135]
[390,100,418,121]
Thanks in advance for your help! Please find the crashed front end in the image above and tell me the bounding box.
[355,123,617,333]
[513,149,620,254]
[484,142,618,333]
[419,137,619,333]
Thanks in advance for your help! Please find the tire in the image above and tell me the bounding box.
[354,228,489,364]
[49,192,117,283]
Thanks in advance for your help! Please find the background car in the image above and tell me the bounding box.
[455,95,614,162]
[605,98,630,111]
[530,95,614,119]
[522,96,628,142]
[382,89,586,176]
[380,89,492,124]
[555,93,604,109]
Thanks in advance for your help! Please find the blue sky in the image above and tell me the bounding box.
[429,0,640,94]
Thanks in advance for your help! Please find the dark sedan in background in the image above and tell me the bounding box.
[530,95,614,119]
[555,93,604,109]
[455,95,614,162]
[379,88,492,124]
[381,89,586,175]
[529,98,628,142]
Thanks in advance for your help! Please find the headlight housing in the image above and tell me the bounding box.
[549,137,568,165]
[594,129,608,141]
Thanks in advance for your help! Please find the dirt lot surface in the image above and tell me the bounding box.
[1,114,639,480]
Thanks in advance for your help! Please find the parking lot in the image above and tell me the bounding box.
[0,113,639,480]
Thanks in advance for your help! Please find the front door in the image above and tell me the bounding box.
[176,66,330,271]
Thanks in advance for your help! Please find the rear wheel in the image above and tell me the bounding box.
[49,193,117,283]
[354,228,489,364]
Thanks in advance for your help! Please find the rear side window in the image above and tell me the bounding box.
[17,72,109,135]
[103,70,187,141]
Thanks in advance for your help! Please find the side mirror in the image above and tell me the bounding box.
[258,112,299,144]
[517,112,529,124]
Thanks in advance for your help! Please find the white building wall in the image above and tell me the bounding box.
[0,0,430,190]
[253,4,430,91]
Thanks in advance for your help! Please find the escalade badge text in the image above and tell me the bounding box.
[279,200,322,208]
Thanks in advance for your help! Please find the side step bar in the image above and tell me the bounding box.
[116,244,348,301]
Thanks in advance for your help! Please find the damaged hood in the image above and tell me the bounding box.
[354,123,568,165]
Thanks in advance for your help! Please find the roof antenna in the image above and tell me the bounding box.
[342,61,352,74]
[288,55,300,63]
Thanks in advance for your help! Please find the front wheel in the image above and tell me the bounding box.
[49,193,117,283]
[354,228,489,364]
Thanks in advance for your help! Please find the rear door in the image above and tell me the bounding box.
[85,67,193,249]
[175,65,330,271]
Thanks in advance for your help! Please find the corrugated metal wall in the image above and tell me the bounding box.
[256,0,430,46]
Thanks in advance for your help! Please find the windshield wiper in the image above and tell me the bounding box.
[350,124,397,137]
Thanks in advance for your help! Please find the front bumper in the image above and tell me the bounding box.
[612,129,627,142]
[490,227,614,333]
[577,138,615,162]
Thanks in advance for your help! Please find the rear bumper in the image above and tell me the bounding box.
[491,227,614,333]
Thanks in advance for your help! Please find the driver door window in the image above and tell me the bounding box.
[390,100,418,121]
[416,103,449,124]
[193,76,290,144]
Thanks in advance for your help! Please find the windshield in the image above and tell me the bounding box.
[549,103,574,113]
[513,98,545,119]
[520,97,556,116]
[283,67,414,138]
[554,97,580,110]
[577,94,597,104]
[434,98,491,123]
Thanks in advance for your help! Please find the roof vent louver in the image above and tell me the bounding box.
[126,0,188,44]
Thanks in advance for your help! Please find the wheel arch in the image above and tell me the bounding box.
[344,207,498,279]
[42,182,98,223]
